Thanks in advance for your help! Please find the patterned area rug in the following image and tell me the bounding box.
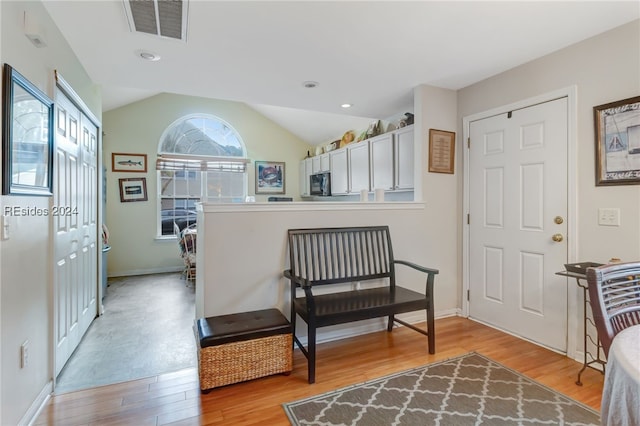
[283,353,600,425]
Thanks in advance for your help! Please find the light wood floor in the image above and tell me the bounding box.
[35,316,604,425]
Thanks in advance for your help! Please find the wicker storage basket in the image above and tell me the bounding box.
[198,333,292,390]
[196,309,293,391]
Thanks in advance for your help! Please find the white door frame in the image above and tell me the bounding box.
[462,86,579,359]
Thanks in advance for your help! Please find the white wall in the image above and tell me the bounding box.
[103,94,312,277]
[457,20,640,356]
[197,203,459,343]
[0,2,100,425]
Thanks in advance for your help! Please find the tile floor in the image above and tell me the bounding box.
[54,272,196,394]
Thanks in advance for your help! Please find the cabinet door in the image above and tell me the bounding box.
[312,156,321,174]
[329,149,348,195]
[299,160,307,196]
[320,153,330,172]
[300,159,312,196]
[395,126,414,189]
[370,133,394,191]
[348,142,370,193]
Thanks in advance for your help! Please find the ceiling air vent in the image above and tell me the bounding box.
[123,0,188,41]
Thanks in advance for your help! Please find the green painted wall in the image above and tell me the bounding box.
[103,93,311,276]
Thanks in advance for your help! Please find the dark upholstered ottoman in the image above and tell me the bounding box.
[195,308,292,391]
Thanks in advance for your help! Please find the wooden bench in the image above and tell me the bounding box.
[284,226,439,383]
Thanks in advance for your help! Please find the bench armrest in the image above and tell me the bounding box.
[394,260,439,276]
[283,269,312,288]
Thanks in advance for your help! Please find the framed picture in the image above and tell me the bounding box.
[428,129,455,174]
[594,96,640,186]
[119,177,148,202]
[2,63,54,196]
[255,161,285,194]
[112,152,147,172]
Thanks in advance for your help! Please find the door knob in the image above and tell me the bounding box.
[551,233,564,242]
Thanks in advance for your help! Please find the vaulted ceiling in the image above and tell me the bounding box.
[43,1,639,145]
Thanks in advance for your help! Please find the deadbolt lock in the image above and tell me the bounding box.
[554,216,564,225]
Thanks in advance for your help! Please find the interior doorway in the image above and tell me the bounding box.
[55,272,196,393]
[463,90,577,354]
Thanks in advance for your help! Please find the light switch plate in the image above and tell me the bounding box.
[1,215,9,240]
[598,208,620,226]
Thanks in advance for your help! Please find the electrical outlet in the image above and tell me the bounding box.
[20,340,29,368]
[598,208,621,226]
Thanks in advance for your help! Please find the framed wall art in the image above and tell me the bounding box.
[428,129,455,174]
[593,96,640,186]
[255,161,285,194]
[2,63,54,196]
[112,152,147,172]
[119,177,148,202]
[594,96,640,186]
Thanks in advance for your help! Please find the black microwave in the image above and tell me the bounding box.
[310,172,331,196]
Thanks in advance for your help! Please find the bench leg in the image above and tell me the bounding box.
[387,314,395,332]
[426,308,435,354]
[426,276,436,354]
[308,322,316,384]
[290,304,297,350]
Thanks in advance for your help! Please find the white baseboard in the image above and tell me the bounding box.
[22,381,52,426]
[108,265,183,278]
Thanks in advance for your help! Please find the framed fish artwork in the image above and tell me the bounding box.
[118,177,148,202]
[112,152,147,173]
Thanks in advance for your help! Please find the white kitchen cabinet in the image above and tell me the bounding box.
[299,160,306,196]
[320,153,330,172]
[299,158,313,196]
[394,126,414,190]
[310,153,330,174]
[348,142,370,193]
[329,149,348,195]
[311,156,321,174]
[304,125,413,198]
[370,133,394,191]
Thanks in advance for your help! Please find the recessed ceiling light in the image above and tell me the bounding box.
[136,50,161,61]
[302,81,319,89]
[341,103,352,108]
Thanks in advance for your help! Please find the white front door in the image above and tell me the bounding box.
[53,88,99,376]
[468,97,568,352]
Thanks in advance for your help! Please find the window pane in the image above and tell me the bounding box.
[160,171,175,196]
[160,198,198,236]
[205,171,245,203]
[161,116,245,157]
[161,170,202,198]
[158,114,248,236]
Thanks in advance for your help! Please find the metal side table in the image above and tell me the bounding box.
[556,270,607,385]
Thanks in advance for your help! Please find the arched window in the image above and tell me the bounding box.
[157,114,248,236]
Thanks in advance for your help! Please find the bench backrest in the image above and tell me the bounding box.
[287,226,395,287]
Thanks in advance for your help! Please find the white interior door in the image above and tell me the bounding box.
[53,88,99,376]
[468,97,568,352]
